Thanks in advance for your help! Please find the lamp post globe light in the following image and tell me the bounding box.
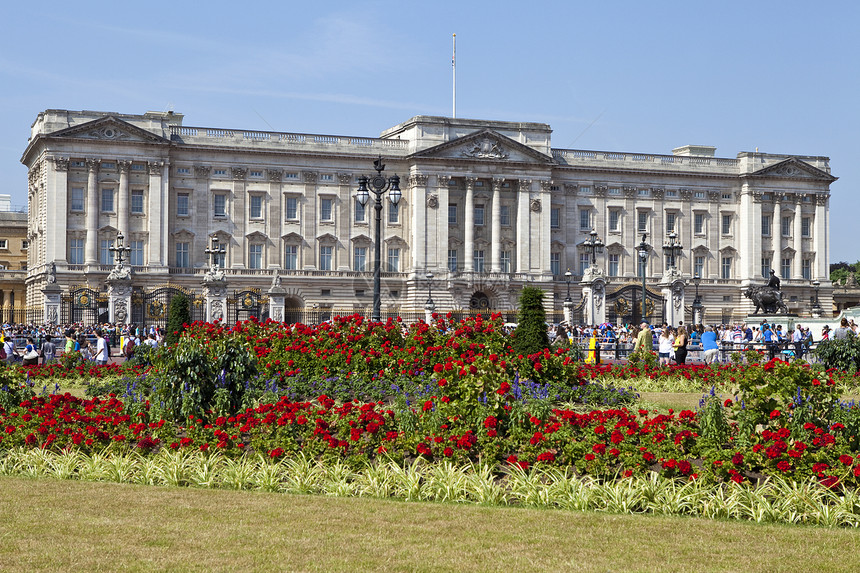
[637,233,649,322]
[108,231,131,268]
[356,157,401,322]
[812,279,821,317]
[424,271,435,323]
[564,268,572,302]
[204,236,226,271]
[662,231,682,271]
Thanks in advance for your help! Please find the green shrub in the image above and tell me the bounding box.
[165,292,191,346]
[815,337,860,373]
[513,286,549,357]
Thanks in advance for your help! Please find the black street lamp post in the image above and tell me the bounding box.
[662,231,683,271]
[565,268,572,302]
[812,280,821,316]
[692,273,703,325]
[108,232,131,268]
[584,228,604,266]
[204,236,226,270]
[425,271,435,309]
[356,157,401,322]
[637,233,649,321]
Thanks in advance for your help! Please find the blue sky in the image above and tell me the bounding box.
[2,0,857,262]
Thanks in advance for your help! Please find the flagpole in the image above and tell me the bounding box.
[452,33,456,118]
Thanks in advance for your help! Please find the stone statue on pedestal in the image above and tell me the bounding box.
[744,269,788,314]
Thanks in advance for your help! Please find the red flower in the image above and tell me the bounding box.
[839,455,854,466]
[536,451,555,462]
[731,453,744,466]
[776,460,791,472]
[443,447,453,457]
[770,409,781,419]
[422,400,434,412]
[584,453,595,461]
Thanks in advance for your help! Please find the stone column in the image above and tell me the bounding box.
[268,280,286,322]
[539,180,553,275]
[660,278,685,327]
[463,176,475,272]
[302,171,317,270]
[107,279,133,325]
[814,194,828,279]
[118,160,130,238]
[490,177,503,272]
[738,184,755,283]
[337,172,352,271]
[85,158,100,265]
[410,174,429,272]
[41,283,62,325]
[773,193,782,271]
[436,176,450,274]
[793,195,803,279]
[581,276,606,326]
[516,180,531,273]
[147,161,166,267]
[47,157,69,265]
[203,279,228,322]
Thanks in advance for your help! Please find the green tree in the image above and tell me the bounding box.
[513,286,549,356]
[165,292,191,346]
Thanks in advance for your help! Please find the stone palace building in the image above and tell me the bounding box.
[20,109,835,326]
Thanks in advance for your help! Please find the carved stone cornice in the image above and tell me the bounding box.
[51,157,69,172]
[86,158,100,172]
[408,174,429,188]
[679,188,693,201]
[708,190,720,202]
[231,167,247,180]
[518,179,532,193]
[117,160,131,174]
[564,183,578,196]
[437,175,451,189]
[539,180,553,193]
[268,169,283,182]
[303,171,318,184]
[337,173,352,186]
[773,192,785,204]
[651,187,665,200]
[623,186,636,198]
[752,190,764,203]
[815,193,828,206]
[593,185,607,198]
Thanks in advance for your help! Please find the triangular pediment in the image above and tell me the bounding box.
[747,157,836,182]
[316,232,338,244]
[281,232,303,243]
[350,233,373,245]
[412,129,554,164]
[245,231,269,242]
[47,116,170,144]
[172,228,195,240]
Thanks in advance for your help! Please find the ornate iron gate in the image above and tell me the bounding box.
[62,286,109,324]
[131,286,205,330]
[228,288,268,323]
[605,284,665,325]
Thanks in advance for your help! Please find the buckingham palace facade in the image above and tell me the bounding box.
[20,109,835,324]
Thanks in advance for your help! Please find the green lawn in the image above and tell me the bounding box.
[1,476,858,572]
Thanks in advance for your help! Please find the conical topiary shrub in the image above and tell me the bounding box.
[513,286,549,356]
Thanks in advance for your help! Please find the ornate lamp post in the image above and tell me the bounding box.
[637,233,649,322]
[563,268,573,325]
[812,279,821,318]
[424,271,435,323]
[108,232,131,269]
[662,231,683,271]
[204,236,226,273]
[584,228,604,266]
[565,268,572,302]
[691,273,704,325]
[356,157,402,322]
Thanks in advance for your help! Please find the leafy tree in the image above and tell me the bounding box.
[830,261,860,284]
[165,292,191,346]
[815,336,860,373]
[513,286,549,356]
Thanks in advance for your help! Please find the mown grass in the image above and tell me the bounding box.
[1,476,858,572]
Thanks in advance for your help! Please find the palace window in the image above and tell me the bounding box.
[802,259,812,280]
[319,245,333,271]
[721,214,732,235]
[579,208,590,230]
[474,204,485,226]
[320,198,333,221]
[131,190,144,214]
[473,250,485,273]
[285,197,298,220]
[100,239,115,265]
[638,211,648,233]
[354,246,367,271]
[802,217,811,237]
[550,252,560,276]
[694,256,704,277]
[609,210,620,232]
[130,240,144,266]
[70,188,84,212]
[762,214,772,236]
[781,257,791,279]
[666,212,676,234]
[448,204,457,224]
[284,245,298,270]
[721,256,732,279]
[175,242,189,268]
[500,205,510,226]
[101,188,115,213]
[579,253,590,275]
[354,199,365,223]
[501,250,511,273]
[250,195,264,220]
[177,193,190,217]
[694,213,704,234]
[389,201,399,224]
[213,194,227,218]
[388,248,400,272]
[762,257,772,279]
[550,207,560,229]
[448,249,458,272]
[248,244,263,269]
[782,216,792,237]
[69,239,84,265]
[608,254,619,277]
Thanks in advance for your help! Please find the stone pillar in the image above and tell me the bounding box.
[436,176,450,274]
[107,279,133,325]
[516,180,531,273]
[563,299,574,325]
[463,176,475,272]
[582,276,606,326]
[793,195,803,279]
[424,300,435,324]
[85,158,100,265]
[814,194,828,280]
[490,177,503,272]
[410,174,429,272]
[773,193,782,270]
[203,279,228,323]
[118,160,130,238]
[47,157,69,265]
[268,282,286,322]
[42,283,62,325]
[661,277,686,327]
[147,161,166,267]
